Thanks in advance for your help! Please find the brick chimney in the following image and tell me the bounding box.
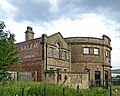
[25,26,34,41]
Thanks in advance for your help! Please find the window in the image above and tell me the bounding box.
[49,47,53,57]
[57,68,62,80]
[106,50,107,56]
[56,43,60,58]
[64,69,67,72]
[94,48,99,55]
[50,67,54,70]
[49,67,54,77]
[108,59,111,63]
[83,48,89,54]
[64,51,67,60]
[106,50,111,58]
[57,68,61,71]
[59,74,62,80]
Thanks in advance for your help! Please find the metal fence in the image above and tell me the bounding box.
[21,86,81,96]
[90,79,110,89]
[112,78,120,86]
[89,79,120,88]
[20,85,112,96]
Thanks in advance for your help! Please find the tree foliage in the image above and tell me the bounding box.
[116,75,120,78]
[0,21,19,83]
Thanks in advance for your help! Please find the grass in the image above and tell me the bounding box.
[112,86,120,96]
[0,82,119,96]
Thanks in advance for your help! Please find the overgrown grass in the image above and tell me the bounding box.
[0,82,119,96]
[112,86,120,96]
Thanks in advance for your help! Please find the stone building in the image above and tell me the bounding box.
[65,35,112,87]
[11,26,112,88]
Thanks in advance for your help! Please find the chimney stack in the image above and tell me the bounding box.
[25,26,34,41]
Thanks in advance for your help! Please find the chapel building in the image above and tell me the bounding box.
[11,26,112,88]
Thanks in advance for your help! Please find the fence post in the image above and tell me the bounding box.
[110,86,112,96]
[77,85,79,95]
[44,86,46,96]
[22,87,24,96]
[63,87,65,96]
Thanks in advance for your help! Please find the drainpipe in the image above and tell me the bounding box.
[46,43,48,71]
[102,35,105,88]
[42,34,47,81]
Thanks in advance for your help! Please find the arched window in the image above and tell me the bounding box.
[56,43,60,58]
[49,47,53,57]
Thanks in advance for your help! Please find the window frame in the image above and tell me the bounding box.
[106,50,111,58]
[48,67,54,77]
[64,69,67,72]
[83,47,90,55]
[57,68,62,80]
[63,51,67,60]
[93,48,99,55]
[49,47,53,57]
[56,43,60,58]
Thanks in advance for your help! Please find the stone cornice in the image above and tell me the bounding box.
[67,42,112,50]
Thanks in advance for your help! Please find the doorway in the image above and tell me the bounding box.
[95,71,101,86]
[105,70,108,88]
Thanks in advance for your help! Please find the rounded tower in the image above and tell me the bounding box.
[65,35,112,87]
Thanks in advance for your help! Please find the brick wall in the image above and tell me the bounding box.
[11,38,43,81]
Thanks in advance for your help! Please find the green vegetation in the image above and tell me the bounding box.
[112,86,120,96]
[0,21,19,84]
[116,75,120,78]
[0,82,119,96]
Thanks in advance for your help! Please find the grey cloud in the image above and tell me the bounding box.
[80,0,120,21]
[8,0,53,22]
[8,0,120,23]
[59,0,120,19]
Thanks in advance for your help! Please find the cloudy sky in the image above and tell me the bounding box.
[0,0,120,69]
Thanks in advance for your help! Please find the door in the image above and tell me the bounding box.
[105,70,108,88]
[95,71,101,86]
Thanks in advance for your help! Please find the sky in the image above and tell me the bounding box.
[0,0,120,69]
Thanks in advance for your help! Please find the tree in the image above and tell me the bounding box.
[116,75,120,78]
[0,21,19,83]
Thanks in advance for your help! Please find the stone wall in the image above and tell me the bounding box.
[65,35,112,85]
[43,33,71,85]
[70,72,89,89]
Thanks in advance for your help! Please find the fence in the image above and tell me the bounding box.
[20,85,113,96]
[17,79,120,96]
[0,83,119,96]
[112,78,120,86]
[89,79,120,88]
[20,86,82,96]
[90,79,110,89]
